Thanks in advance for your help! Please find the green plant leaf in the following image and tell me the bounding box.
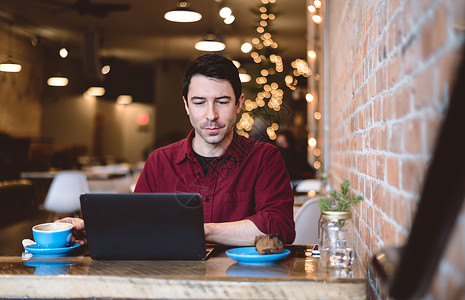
[317,179,364,212]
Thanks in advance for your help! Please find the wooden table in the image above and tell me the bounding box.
[0,245,366,299]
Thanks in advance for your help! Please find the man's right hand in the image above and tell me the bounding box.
[55,217,87,245]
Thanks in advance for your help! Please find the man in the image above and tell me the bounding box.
[59,54,295,246]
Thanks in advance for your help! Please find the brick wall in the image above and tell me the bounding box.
[326,0,465,298]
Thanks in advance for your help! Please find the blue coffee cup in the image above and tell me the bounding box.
[32,223,73,248]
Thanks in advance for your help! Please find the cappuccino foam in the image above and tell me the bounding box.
[34,223,73,232]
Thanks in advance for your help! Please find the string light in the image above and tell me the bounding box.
[306,93,314,102]
[308,137,317,147]
[308,50,316,59]
[312,15,322,24]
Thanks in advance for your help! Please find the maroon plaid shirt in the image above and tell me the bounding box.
[134,130,295,243]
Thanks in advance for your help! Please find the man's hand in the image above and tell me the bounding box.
[55,217,87,245]
[204,219,263,246]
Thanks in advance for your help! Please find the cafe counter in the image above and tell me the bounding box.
[0,245,365,299]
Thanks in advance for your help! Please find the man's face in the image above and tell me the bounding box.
[183,75,244,155]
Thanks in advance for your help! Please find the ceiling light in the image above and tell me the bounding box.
[239,73,251,83]
[308,5,316,13]
[241,42,252,53]
[195,34,225,52]
[219,7,232,18]
[59,48,68,58]
[314,0,322,8]
[1,24,22,73]
[117,95,133,105]
[86,86,105,96]
[224,15,235,24]
[232,60,241,68]
[101,65,111,75]
[0,57,22,72]
[47,73,69,87]
[164,0,202,23]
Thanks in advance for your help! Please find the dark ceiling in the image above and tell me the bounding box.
[0,0,308,63]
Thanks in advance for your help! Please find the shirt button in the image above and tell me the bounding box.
[197,172,201,176]
[204,197,210,202]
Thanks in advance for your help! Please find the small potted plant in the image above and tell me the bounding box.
[318,179,364,268]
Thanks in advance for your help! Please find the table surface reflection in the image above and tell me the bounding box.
[0,245,366,299]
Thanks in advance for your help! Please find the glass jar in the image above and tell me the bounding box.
[319,210,354,268]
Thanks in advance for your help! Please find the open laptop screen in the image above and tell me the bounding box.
[80,193,207,260]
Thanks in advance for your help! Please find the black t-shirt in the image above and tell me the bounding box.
[194,152,217,175]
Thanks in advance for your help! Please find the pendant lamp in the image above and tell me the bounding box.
[0,57,22,72]
[47,72,69,87]
[0,24,22,73]
[164,0,202,23]
[194,33,225,52]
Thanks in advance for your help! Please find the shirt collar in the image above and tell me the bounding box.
[175,129,196,164]
[222,132,246,162]
[175,129,247,164]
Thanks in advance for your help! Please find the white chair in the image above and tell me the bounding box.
[293,197,321,245]
[295,179,321,193]
[43,171,89,215]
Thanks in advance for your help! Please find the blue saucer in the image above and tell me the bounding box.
[226,247,290,265]
[24,261,77,275]
[24,242,80,257]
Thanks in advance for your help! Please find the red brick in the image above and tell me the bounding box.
[375,65,385,94]
[365,179,372,201]
[380,219,397,246]
[401,33,421,76]
[373,209,383,237]
[388,0,400,24]
[425,111,443,153]
[378,124,388,151]
[382,91,395,120]
[421,3,448,60]
[390,122,403,153]
[388,54,400,88]
[373,97,383,123]
[386,156,399,188]
[377,2,387,36]
[394,84,410,118]
[439,48,462,106]
[397,229,408,245]
[404,117,423,154]
[401,158,427,193]
[376,154,386,181]
[373,183,391,216]
[392,193,409,230]
[413,65,436,110]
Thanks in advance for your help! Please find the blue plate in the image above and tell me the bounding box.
[226,247,290,265]
[24,242,80,257]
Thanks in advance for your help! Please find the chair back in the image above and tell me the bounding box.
[293,197,321,244]
[43,171,89,214]
[295,179,321,193]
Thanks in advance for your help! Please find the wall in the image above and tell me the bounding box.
[326,0,465,299]
[41,94,155,164]
[0,27,44,138]
[0,27,156,165]
[153,60,193,148]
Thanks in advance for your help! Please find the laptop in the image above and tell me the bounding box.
[80,193,211,260]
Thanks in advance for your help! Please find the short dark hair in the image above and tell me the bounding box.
[182,54,242,104]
